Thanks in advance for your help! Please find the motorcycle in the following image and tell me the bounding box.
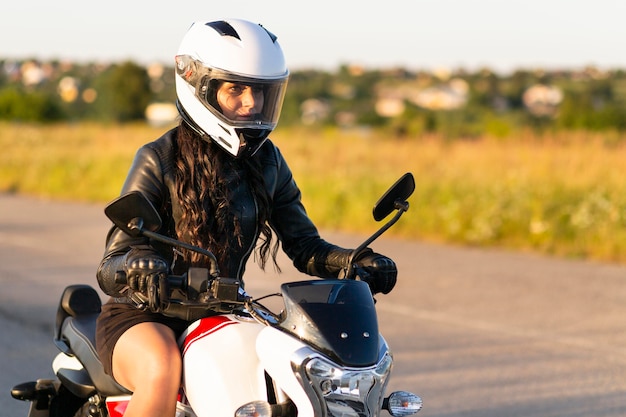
[11,173,422,417]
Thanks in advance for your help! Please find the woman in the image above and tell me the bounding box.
[95,18,397,417]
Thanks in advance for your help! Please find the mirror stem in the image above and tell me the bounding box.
[127,217,144,234]
[140,229,221,278]
[345,200,409,278]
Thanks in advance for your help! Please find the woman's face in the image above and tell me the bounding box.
[216,82,264,121]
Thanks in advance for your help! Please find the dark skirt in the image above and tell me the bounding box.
[95,300,190,378]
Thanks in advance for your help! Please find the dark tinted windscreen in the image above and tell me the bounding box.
[280,280,379,366]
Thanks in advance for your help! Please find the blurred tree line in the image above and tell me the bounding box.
[0,60,172,122]
[1,58,626,136]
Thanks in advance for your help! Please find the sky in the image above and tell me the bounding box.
[3,0,626,74]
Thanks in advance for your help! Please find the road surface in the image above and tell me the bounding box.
[1,193,625,416]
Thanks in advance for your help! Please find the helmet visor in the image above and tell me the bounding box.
[175,54,288,130]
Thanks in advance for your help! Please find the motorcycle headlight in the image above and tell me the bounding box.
[301,352,393,417]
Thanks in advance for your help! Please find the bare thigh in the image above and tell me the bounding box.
[112,321,182,392]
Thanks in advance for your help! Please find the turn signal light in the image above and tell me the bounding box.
[383,391,423,416]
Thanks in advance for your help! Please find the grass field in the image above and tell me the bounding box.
[2,121,626,263]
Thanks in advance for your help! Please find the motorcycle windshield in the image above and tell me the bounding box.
[278,280,379,367]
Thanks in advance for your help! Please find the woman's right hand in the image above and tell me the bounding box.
[124,246,169,293]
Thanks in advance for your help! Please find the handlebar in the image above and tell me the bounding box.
[116,267,246,321]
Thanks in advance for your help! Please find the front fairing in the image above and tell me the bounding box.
[293,344,393,417]
[178,314,268,416]
[277,280,379,367]
[177,280,391,417]
[257,327,393,417]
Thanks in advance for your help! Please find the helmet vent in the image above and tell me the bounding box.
[205,21,240,40]
[218,123,232,136]
[216,136,233,149]
[259,24,278,43]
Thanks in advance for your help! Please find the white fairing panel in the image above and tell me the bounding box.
[256,327,315,417]
[52,352,83,373]
[179,315,266,417]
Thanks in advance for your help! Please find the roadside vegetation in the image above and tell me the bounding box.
[2,121,626,264]
[3,60,626,262]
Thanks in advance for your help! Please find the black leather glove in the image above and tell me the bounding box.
[123,245,169,311]
[354,249,397,295]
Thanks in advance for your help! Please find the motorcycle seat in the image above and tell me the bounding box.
[55,285,131,397]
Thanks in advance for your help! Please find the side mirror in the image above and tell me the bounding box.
[344,172,415,279]
[372,173,415,221]
[104,191,162,236]
[104,191,221,278]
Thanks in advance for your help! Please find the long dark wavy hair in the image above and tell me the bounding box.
[172,122,279,275]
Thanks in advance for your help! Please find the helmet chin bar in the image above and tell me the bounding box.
[177,100,270,159]
[236,128,271,158]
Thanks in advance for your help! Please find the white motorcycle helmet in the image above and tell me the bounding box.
[175,19,289,158]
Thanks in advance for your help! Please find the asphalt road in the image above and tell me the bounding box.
[1,193,625,417]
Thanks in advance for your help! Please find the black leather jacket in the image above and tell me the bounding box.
[97,128,353,297]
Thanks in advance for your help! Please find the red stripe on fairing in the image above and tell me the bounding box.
[181,315,237,356]
[106,398,129,417]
